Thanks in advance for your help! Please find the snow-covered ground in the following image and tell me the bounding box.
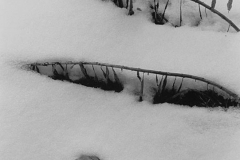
[1,0,240,160]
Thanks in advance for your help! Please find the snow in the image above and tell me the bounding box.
[1,0,240,160]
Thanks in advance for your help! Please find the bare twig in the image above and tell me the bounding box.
[162,75,168,91]
[79,63,89,79]
[190,0,240,32]
[156,75,159,85]
[162,0,170,20]
[227,24,231,32]
[198,4,202,19]
[177,78,184,93]
[158,75,164,92]
[180,0,183,26]
[92,65,98,81]
[172,77,177,91]
[139,73,144,101]
[112,67,120,83]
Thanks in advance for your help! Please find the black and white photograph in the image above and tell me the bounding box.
[1,0,240,160]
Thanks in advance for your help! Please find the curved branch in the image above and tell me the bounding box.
[190,0,240,32]
[29,61,240,100]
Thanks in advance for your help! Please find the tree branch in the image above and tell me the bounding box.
[29,61,240,100]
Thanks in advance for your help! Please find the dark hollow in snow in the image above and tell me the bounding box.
[27,61,240,108]
[76,155,100,160]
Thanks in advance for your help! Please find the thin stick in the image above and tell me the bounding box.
[139,73,144,101]
[158,75,164,93]
[172,77,177,91]
[100,66,106,78]
[156,75,159,86]
[112,67,120,83]
[92,65,98,81]
[79,63,89,79]
[198,4,202,19]
[227,24,231,32]
[65,64,69,79]
[105,66,110,81]
[55,62,64,71]
[162,0,170,20]
[180,0,183,26]
[137,71,141,80]
[162,75,168,91]
[177,78,184,93]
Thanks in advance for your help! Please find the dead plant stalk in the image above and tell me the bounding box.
[30,61,240,100]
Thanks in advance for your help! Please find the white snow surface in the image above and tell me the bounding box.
[1,0,240,160]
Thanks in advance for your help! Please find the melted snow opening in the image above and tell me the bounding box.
[25,61,240,108]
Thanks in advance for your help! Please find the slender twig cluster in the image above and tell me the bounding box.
[190,0,240,32]
[105,0,239,32]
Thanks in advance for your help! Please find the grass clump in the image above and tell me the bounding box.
[152,75,239,107]
[153,86,239,108]
[50,63,124,92]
